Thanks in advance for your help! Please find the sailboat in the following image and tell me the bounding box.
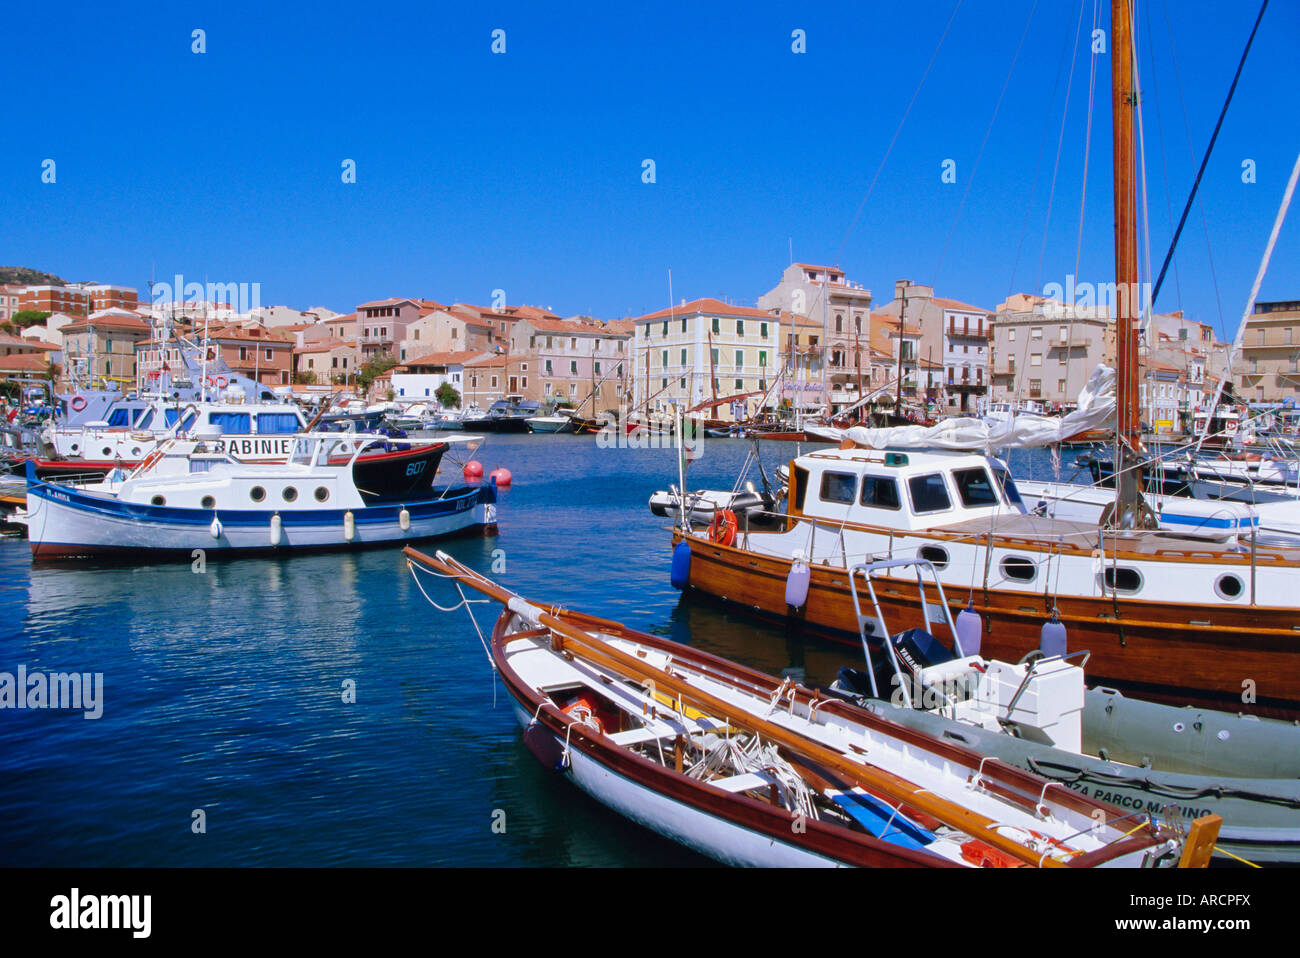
[666,0,1300,721]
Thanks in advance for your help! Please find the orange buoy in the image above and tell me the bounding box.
[489,467,512,487]
[463,460,484,481]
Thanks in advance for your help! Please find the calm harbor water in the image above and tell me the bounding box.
[0,434,1074,867]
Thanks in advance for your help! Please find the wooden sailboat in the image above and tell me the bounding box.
[667,0,1300,721]
[406,547,1210,868]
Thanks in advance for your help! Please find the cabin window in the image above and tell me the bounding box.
[283,487,298,502]
[1100,567,1142,594]
[314,487,330,502]
[792,465,810,512]
[136,410,155,430]
[163,409,197,431]
[1215,573,1243,600]
[107,408,134,427]
[257,413,301,434]
[1000,556,1036,582]
[250,486,267,503]
[918,545,949,569]
[908,474,952,514]
[859,476,900,509]
[991,464,1026,510]
[209,413,251,433]
[819,471,858,505]
[952,467,999,508]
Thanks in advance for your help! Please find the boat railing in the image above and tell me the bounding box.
[845,557,964,710]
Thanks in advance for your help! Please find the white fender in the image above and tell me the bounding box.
[343,510,355,541]
[270,512,282,546]
[399,507,410,532]
[210,515,222,539]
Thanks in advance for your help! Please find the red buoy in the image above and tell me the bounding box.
[489,467,513,487]
[464,460,484,481]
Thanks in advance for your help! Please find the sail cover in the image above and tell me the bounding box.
[818,365,1116,452]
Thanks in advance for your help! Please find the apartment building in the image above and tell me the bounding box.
[869,313,938,406]
[773,310,828,415]
[508,316,631,410]
[83,284,139,314]
[989,295,1112,409]
[1236,300,1300,403]
[0,285,23,322]
[18,285,90,318]
[61,310,152,388]
[398,306,496,360]
[293,340,360,386]
[631,298,781,422]
[355,298,443,359]
[462,354,508,408]
[206,324,294,387]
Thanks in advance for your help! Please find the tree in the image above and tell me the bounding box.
[436,382,461,408]
[10,310,51,329]
[356,352,397,394]
[294,370,318,385]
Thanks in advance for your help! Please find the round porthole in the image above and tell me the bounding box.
[282,487,298,503]
[1215,573,1244,600]
[1000,556,1037,582]
[131,447,142,457]
[918,545,949,569]
[314,487,330,502]
[70,443,80,453]
[250,486,266,503]
[201,495,216,509]
[150,495,166,506]
[102,447,113,457]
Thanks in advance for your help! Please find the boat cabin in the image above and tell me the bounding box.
[787,447,1027,533]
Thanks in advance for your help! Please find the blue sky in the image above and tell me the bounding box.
[3,0,1297,338]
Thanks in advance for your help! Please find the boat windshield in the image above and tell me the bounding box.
[991,463,1026,512]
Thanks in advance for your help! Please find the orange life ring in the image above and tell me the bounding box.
[562,695,607,734]
[708,508,739,547]
[215,375,229,389]
[70,396,88,412]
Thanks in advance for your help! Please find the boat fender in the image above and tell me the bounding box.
[669,540,692,589]
[1040,613,1068,659]
[343,510,355,542]
[210,515,222,539]
[270,512,282,547]
[955,602,983,656]
[399,507,410,532]
[785,560,811,611]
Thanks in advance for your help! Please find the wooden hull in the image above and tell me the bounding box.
[675,531,1300,720]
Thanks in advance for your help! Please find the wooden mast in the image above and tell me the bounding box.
[1107,0,1152,527]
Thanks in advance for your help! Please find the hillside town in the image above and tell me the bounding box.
[1,267,1293,434]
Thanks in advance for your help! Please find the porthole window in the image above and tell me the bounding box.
[1215,573,1244,600]
[250,486,266,503]
[1100,566,1143,594]
[282,487,298,503]
[918,545,949,569]
[1000,556,1037,582]
[102,447,113,457]
[131,447,142,457]
[314,487,330,502]
[201,495,216,509]
[70,443,80,453]
[150,495,166,506]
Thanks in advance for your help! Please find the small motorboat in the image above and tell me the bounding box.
[475,397,539,433]
[405,548,1213,868]
[826,557,1300,865]
[648,484,776,526]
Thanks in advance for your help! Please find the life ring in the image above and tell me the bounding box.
[215,375,229,389]
[708,508,739,547]
[70,396,88,412]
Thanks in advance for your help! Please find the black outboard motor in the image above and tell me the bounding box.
[836,628,958,705]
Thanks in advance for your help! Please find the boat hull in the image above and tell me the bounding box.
[674,531,1300,719]
[26,478,497,560]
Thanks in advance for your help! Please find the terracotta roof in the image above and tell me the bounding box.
[931,297,991,314]
[294,340,358,354]
[775,310,822,329]
[62,314,150,333]
[463,352,507,368]
[398,350,489,370]
[0,353,51,371]
[521,316,627,336]
[635,298,774,323]
[792,263,844,275]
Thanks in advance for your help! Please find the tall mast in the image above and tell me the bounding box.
[1108,0,1152,527]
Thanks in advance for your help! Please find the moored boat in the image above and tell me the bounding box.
[406,548,1210,868]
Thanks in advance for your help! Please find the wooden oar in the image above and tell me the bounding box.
[404,546,1090,868]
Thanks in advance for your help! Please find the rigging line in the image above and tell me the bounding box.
[1132,0,1156,345]
[1150,0,1270,309]
[1005,0,1086,300]
[832,0,964,267]
[1160,0,1226,339]
[933,0,1040,290]
[1194,149,1300,460]
[1031,0,1089,294]
[1072,0,1101,283]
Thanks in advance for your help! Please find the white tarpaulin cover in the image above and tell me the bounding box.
[817,365,1117,452]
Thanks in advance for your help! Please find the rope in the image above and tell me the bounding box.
[406,559,495,669]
